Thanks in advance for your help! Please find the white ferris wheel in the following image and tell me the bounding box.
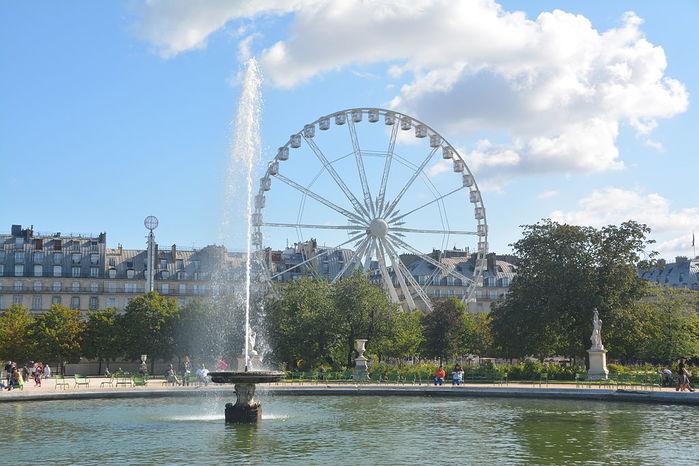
[252,108,487,311]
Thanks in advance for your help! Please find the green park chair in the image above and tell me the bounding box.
[55,374,70,390]
[132,375,148,387]
[73,374,90,388]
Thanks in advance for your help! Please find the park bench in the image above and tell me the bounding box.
[74,374,90,388]
[54,374,70,390]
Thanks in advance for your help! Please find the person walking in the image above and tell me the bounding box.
[33,362,44,387]
[676,358,694,392]
[4,361,12,387]
[43,363,51,379]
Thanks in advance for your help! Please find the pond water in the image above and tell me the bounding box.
[4,395,698,464]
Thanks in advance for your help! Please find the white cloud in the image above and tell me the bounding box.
[643,138,665,152]
[136,0,688,183]
[537,190,558,199]
[550,187,699,258]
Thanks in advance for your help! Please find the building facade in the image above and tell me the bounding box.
[637,256,699,291]
[0,224,244,313]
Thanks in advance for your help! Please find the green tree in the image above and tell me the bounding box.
[332,272,400,367]
[266,277,341,369]
[0,304,35,363]
[374,309,424,362]
[83,308,122,374]
[33,304,86,373]
[462,312,494,357]
[421,297,467,362]
[491,220,653,361]
[122,292,179,371]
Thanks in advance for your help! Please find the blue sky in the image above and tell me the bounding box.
[1,0,697,261]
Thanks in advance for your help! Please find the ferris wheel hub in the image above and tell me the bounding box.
[369,218,389,238]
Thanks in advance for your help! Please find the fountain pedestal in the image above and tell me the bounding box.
[354,339,369,380]
[225,383,261,423]
[209,371,284,424]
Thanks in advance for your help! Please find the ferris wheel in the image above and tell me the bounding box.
[252,108,487,311]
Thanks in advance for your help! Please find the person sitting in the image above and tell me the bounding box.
[451,364,464,386]
[196,364,209,386]
[165,364,181,386]
[434,366,446,386]
[8,370,23,391]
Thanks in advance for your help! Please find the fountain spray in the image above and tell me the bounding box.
[227,58,262,372]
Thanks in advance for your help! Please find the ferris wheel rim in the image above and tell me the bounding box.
[252,107,488,310]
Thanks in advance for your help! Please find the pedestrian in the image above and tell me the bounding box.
[676,358,695,392]
[43,363,51,379]
[196,364,209,386]
[165,364,181,386]
[181,356,192,386]
[434,366,446,386]
[4,361,12,387]
[215,358,229,371]
[34,362,44,387]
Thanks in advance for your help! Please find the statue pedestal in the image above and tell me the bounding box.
[587,349,608,380]
[354,355,369,380]
[236,355,262,371]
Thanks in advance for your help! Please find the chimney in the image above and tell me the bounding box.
[675,256,688,264]
[171,244,177,260]
[486,252,497,272]
[11,224,21,236]
[99,232,107,244]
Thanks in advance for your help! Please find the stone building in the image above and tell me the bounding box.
[0,224,244,313]
[637,256,699,291]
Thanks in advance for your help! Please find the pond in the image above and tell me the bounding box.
[5,395,698,464]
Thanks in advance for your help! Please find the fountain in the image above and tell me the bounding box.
[209,57,283,423]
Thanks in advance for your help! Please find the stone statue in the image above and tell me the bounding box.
[247,328,258,356]
[590,309,604,350]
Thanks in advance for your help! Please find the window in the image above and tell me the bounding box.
[125,283,135,293]
[34,264,43,277]
[72,266,81,278]
[72,241,81,251]
[53,281,61,291]
[70,296,80,309]
[15,252,24,262]
[53,240,62,251]
[72,253,81,264]
[53,253,62,264]
[0,296,4,309]
[107,297,117,308]
[14,281,22,291]
[14,264,24,276]
[194,284,204,295]
[0,251,5,261]
[15,237,24,247]
[446,276,455,286]
[501,278,510,287]
[176,259,184,270]
[108,269,116,278]
[72,281,80,292]
[177,298,185,307]
[52,296,61,305]
[33,281,42,291]
[33,252,43,263]
[108,257,116,266]
[89,296,98,310]
[126,269,134,279]
[53,265,62,277]
[91,241,98,252]
[107,282,116,293]
[32,296,42,309]
[0,264,4,275]
[13,295,23,305]
[161,283,169,294]
[90,282,98,292]
[178,284,186,294]
[90,267,99,278]
[161,270,170,279]
[90,254,99,265]
[160,259,167,269]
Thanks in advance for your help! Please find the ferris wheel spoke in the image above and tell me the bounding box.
[377,123,398,215]
[262,222,364,231]
[305,137,370,219]
[390,227,477,235]
[267,232,366,280]
[387,234,476,286]
[273,173,366,225]
[384,146,439,218]
[332,236,371,283]
[375,239,401,305]
[389,186,465,223]
[379,239,417,310]
[347,118,375,217]
[362,238,376,271]
[390,249,433,312]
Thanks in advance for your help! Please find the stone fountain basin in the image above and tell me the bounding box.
[209,371,284,385]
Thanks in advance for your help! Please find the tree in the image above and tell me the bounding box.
[83,308,122,374]
[373,309,424,362]
[332,272,400,367]
[462,312,494,358]
[266,277,341,369]
[608,285,699,362]
[122,292,179,371]
[0,304,35,363]
[421,297,467,362]
[491,220,653,361]
[33,304,86,373]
